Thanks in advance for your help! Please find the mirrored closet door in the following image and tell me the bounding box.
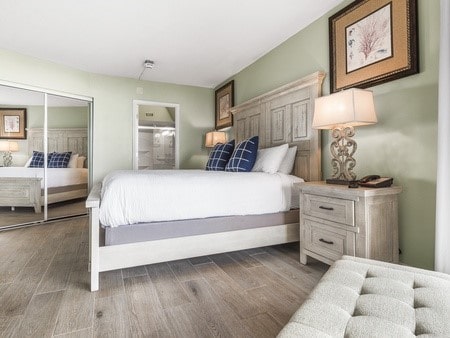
[0,84,92,229]
[0,86,45,228]
[46,94,90,221]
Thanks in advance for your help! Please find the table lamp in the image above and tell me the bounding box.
[313,88,377,184]
[205,131,227,148]
[0,140,19,167]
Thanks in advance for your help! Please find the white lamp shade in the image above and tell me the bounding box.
[0,141,8,152]
[313,88,377,129]
[0,141,19,152]
[8,141,19,152]
[205,131,227,147]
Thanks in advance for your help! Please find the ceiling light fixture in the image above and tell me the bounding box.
[138,59,155,80]
[144,60,154,69]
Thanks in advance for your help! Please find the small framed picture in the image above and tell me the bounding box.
[329,0,418,93]
[0,108,27,139]
[215,80,234,130]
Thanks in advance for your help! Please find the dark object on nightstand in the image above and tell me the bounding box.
[326,178,349,185]
[348,180,359,188]
[359,175,393,188]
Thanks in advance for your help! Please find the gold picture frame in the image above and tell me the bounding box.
[0,108,27,139]
[329,0,418,93]
[215,80,234,130]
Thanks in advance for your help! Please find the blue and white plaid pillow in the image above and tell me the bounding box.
[29,151,53,168]
[48,151,72,168]
[206,140,235,171]
[225,136,259,172]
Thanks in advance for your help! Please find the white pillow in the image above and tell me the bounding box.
[68,153,79,168]
[77,156,86,168]
[278,146,297,174]
[24,156,32,167]
[252,143,289,174]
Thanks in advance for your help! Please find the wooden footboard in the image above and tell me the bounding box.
[86,183,299,292]
[0,177,42,213]
[0,178,87,214]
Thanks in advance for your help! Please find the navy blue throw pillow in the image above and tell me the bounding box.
[48,151,72,168]
[206,140,235,171]
[225,136,259,172]
[29,151,53,168]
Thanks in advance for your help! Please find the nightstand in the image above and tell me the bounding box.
[297,181,402,265]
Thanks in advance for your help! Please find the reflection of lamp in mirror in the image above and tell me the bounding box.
[205,131,227,148]
[0,141,19,167]
[313,88,377,184]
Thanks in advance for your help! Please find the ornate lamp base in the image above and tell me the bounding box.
[3,151,12,167]
[326,125,357,184]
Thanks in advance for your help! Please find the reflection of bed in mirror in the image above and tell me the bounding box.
[0,128,88,213]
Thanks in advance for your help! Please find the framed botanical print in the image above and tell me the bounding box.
[329,0,418,93]
[215,80,234,130]
[0,108,27,139]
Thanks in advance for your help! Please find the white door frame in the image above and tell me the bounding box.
[133,100,180,170]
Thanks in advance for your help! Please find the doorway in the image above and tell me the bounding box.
[133,100,179,170]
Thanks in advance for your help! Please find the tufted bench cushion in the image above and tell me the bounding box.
[278,256,450,337]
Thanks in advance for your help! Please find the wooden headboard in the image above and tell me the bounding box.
[231,71,325,181]
[27,128,88,157]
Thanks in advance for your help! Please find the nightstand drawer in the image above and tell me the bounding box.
[303,193,355,226]
[303,219,355,262]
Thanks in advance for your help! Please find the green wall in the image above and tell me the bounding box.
[229,0,439,269]
[0,49,214,182]
[28,106,88,128]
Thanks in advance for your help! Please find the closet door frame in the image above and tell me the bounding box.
[0,79,93,224]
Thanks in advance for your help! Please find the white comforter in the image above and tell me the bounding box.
[100,170,303,227]
[0,167,88,188]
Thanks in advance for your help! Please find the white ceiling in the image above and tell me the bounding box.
[0,0,343,88]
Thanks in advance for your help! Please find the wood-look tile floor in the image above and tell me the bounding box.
[0,217,329,337]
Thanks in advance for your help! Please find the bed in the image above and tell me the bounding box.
[87,71,325,291]
[0,128,88,213]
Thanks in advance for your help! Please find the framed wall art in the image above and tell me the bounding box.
[215,80,234,130]
[329,0,418,93]
[0,108,27,139]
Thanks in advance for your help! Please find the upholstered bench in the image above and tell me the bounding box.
[278,256,450,337]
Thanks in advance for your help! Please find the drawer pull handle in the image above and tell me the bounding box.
[319,238,334,245]
[319,206,334,211]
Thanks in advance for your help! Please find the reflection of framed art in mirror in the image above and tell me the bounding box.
[0,108,27,139]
